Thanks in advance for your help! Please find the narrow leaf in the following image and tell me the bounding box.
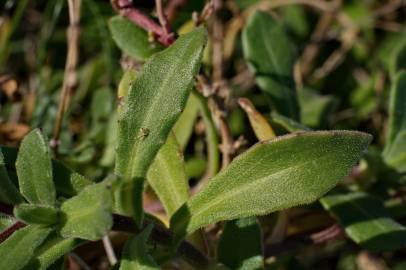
[0,225,52,270]
[16,129,56,206]
[218,217,263,270]
[120,225,159,270]
[24,234,84,270]
[238,97,276,141]
[0,149,23,204]
[171,131,371,238]
[147,133,189,218]
[269,112,310,133]
[173,93,200,149]
[383,71,406,172]
[14,204,59,225]
[109,16,163,61]
[115,27,207,223]
[59,183,112,240]
[321,192,406,252]
[242,11,299,120]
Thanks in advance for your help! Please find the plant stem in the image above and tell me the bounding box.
[51,0,81,155]
[102,235,118,265]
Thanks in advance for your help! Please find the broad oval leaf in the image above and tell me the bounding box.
[16,129,56,206]
[120,225,159,270]
[383,71,406,172]
[218,217,263,270]
[242,11,299,120]
[115,27,207,223]
[14,204,59,225]
[147,132,189,218]
[109,16,163,61]
[321,192,406,252]
[171,131,371,238]
[59,183,112,241]
[0,225,53,270]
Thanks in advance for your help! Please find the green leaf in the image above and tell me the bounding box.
[321,192,406,252]
[120,225,159,270]
[52,161,93,197]
[0,225,53,270]
[299,88,337,128]
[242,11,299,120]
[147,133,189,218]
[171,131,371,238]
[383,71,406,172]
[14,204,59,225]
[115,27,207,223]
[108,16,163,61]
[218,217,263,270]
[173,93,200,149]
[24,234,84,270]
[59,183,112,240]
[269,112,310,133]
[16,129,56,206]
[0,149,23,204]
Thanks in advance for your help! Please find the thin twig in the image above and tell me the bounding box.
[0,221,25,244]
[69,252,92,270]
[102,235,118,266]
[51,0,81,154]
[155,0,172,36]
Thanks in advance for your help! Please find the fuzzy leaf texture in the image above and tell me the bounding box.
[218,217,263,270]
[59,183,112,241]
[383,71,406,172]
[14,204,59,225]
[115,27,207,223]
[120,225,159,270]
[321,192,406,251]
[109,16,163,61]
[24,234,84,270]
[147,132,189,218]
[242,11,299,120]
[16,129,56,206]
[0,225,52,270]
[171,131,372,239]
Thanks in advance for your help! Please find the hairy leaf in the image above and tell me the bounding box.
[321,192,406,251]
[24,234,84,270]
[59,183,112,240]
[147,133,189,218]
[115,27,207,223]
[0,225,52,270]
[383,71,406,172]
[109,16,163,61]
[52,161,92,197]
[14,204,59,225]
[16,129,56,206]
[218,217,263,270]
[120,225,159,270]
[171,131,371,238]
[173,93,200,149]
[0,149,23,204]
[242,11,299,120]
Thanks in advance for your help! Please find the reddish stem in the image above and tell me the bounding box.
[0,221,25,244]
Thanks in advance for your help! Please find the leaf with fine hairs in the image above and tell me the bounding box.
[120,225,159,270]
[14,204,59,226]
[383,71,406,173]
[171,131,372,239]
[0,225,53,270]
[321,192,406,252]
[242,11,299,120]
[115,27,207,224]
[16,129,56,206]
[59,183,112,241]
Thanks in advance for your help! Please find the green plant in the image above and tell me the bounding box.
[1,0,406,269]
